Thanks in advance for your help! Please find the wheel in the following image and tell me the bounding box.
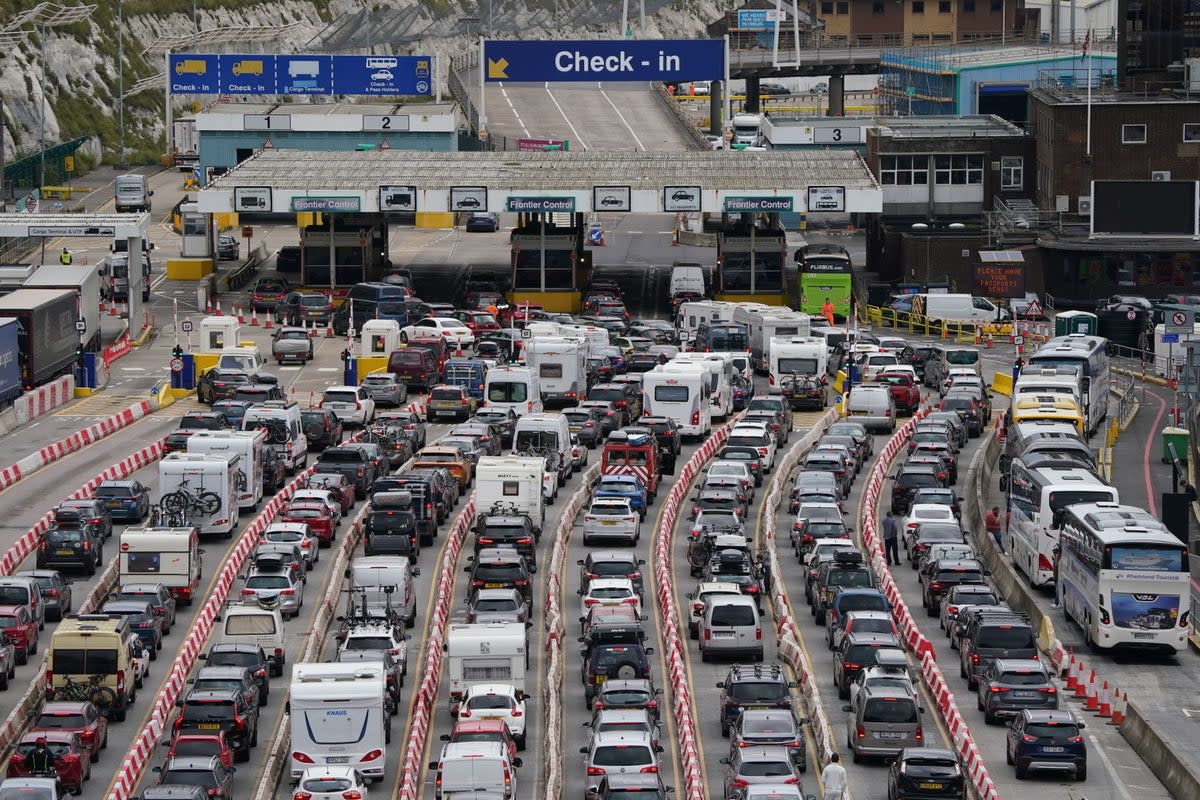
[1076,766,1086,781]
[114,703,127,723]
[1006,747,1013,765]
[1014,762,1027,779]
[15,647,25,666]
[235,746,250,763]
[515,733,526,751]
[251,726,258,747]
[149,646,157,661]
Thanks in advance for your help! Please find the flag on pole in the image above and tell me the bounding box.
[1080,29,1090,62]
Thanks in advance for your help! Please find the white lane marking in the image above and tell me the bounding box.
[120,367,147,371]
[316,367,339,372]
[1086,732,1135,800]
[544,84,589,150]
[499,83,531,138]
[597,82,646,151]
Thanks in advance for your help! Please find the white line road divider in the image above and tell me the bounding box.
[0,398,155,493]
[544,462,600,797]
[754,408,850,796]
[857,410,999,800]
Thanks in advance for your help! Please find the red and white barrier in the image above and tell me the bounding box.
[13,375,74,426]
[0,399,155,493]
[858,410,1000,800]
[102,332,133,368]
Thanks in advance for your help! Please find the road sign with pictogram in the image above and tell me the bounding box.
[170,357,184,373]
[1166,309,1192,335]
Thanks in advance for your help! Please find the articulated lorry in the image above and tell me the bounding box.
[25,264,102,352]
[0,288,79,389]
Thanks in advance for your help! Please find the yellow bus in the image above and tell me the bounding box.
[1010,394,1085,435]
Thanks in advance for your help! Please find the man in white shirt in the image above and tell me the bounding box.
[821,752,848,800]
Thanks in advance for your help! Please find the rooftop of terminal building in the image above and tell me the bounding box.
[192,100,457,117]
[207,148,882,192]
[881,40,1117,74]
[1029,69,1200,105]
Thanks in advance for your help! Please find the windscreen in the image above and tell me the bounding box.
[1047,490,1114,513]
[654,385,689,402]
[778,357,818,374]
[488,382,528,403]
[593,745,653,767]
[225,615,276,635]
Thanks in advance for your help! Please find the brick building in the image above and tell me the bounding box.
[819,0,1028,46]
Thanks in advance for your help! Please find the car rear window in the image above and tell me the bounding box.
[828,569,873,588]
[710,605,756,627]
[728,435,767,448]
[34,712,87,728]
[181,700,234,721]
[863,698,919,723]
[1025,722,1080,740]
[976,625,1036,649]
[94,485,132,498]
[999,670,1048,685]
[324,391,357,404]
[840,594,887,613]
[475,564,525,582]
[46,528,85,543]
[593,745,653,767]
[727,681,786,702]
[431,388,463,400]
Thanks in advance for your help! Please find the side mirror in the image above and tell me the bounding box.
[428,762,439,770]
[919,707,926,714]
[719,757,730,765]
[576,559,585,566]
[644,647,654,655]
[464,566,472,573]
[715,681,725,688]
[412,567,421,577]
[512,757,523,768]
[174,698,183,707]
[842,704,852,712]
[1078,721,1086,729]
[198,653,208,660]
[579,747,589,754]
[344,568,352,579]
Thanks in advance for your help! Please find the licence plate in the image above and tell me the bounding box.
[876,731,903,739]
[601,520,617,526]
[327,756,349,764]
[595,675,606,684]
[197,723,220,730]
[1043,746,1065,753]
[1010,691,1036,699]
[399,374,413,380]
[713,631,735,639]
[480,715,502,721]
[1133,632,1155,640]
[919,784,944,790]
[485,582,504,589]
[105,500,123,508]
[849,410,866,416]
[56,549,75,556]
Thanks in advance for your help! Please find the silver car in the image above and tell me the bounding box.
[240,556,304,619]
[360,372,408,407]
[582,498,641,546]
[262,522,319,570]
[271,326,313,364]
[465,588,529,624]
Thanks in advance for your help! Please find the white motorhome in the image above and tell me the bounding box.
[484,365,543,417]
[157,453,240,536]
[289,662,389,780]
[557,324,609,356]
[185,429,266,509]
[732,304,812,373]
[118,526,202,605]
[215,601,287,675]
[768,336,828,394]
[346,555,420,627]
[731,112,764,145]
[524,338,587,406]
[475,456,546,535]
[242,400,307,472]
[669,353,734,418]
[445,622,528,704]
[511,413,573,487]
[642,364,711,438]
[676,300,735,342]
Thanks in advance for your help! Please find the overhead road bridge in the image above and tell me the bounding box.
[199,148,881,310]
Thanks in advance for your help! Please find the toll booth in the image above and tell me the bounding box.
[195,316,241,374]
[300,213,390,290]
[357,319,398,381]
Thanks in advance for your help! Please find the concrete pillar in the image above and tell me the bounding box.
[827,74,845,116]
[710,82,724,135]
[745,76,760,114]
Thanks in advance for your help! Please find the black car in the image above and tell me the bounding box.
[249,277,293,312]
[38,523,103,574]
[563,409,603,448]
[190,665,263,709]
[890,464,948,514]
[586,383,643,426]
[209,400,254,428]
[164,412,233,453]
[921,558,986,615]
[586,357,616,386]
[102,599,164,656]
[582,643,654,708]
[380,411,429,449]
[203,641,274,686]
[464,547,534,606]
[315,446,381,499]
[54,498,113,540]
[300,408,343,450]
[174,689,260,762]
[261,448,288,493]
[887,748,965,800]
[196,369,257,405]
[275,292,334,326]
[641,416,682,459]
[715,663,798,737]
[833,632,904,699]
[759,81,791,95]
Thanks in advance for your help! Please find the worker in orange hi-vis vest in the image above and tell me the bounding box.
[821,297,836,327]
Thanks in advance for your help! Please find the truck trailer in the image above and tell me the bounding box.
[0,288,79,389]
[24,264,102,352]
[0,318,22,405]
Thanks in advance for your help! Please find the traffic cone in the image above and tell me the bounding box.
[250,309,259,327]
[1074,661,1088,698]
[1065,651,1078,691]
[455,340,464,357]
[215,299,223,316]
[107,299,116,317]
[1085,670,1099,710]
[325,322,334,339]
[205,297,213,314]
[236,306,245,324]
[263,313,273,330]
[974,329,981,345]
[986,333,993,349]
[1097,681,1112,717]
[1110,691,1127,725]
[672,228,679,246]
[307,319,316,338]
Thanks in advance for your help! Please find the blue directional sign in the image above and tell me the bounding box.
[169,53,433,96]
[169,54,220,94]
[483,39,725,83]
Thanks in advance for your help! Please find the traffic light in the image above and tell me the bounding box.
[172,344,184,359]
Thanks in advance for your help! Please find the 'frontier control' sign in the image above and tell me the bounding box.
[723,196,794,213]
[483,39,725,83]
[506,196,576,213]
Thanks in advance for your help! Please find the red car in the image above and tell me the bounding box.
[0,605,37,665]
[30,702,108,763]
[496,304,546,326]
[306,474,355,514]
[440,718,518,760]
[8,731,90,793]
[451,310,500,336]
[164,731,235,770]
[283,503,337,546]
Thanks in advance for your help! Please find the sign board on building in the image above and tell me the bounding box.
[168,54,433,96]
[807,186,845,213]
[518,138,565,151]
[26,225,114,237]
[290,196,362,213]
[663,186,701,212]
[592,186,631,212]
[363,115,410,132]
[482,39,725,83]
[379,186,417,212]
[1091,180,1198,237]
[233,187,273,213]
[972,263,1025,298]
[451,186,488,212]
[244,114,291,131]
[1166,309,1193,335]
[814,126,861,144]
[1162,333,1181,344]
[505,196,576,213]
[736,9,782,29]
[723,196,794,213]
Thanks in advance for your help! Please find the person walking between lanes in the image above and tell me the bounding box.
[882,510,900,566]
[58,248,72,265]
[821,752,847,800]
[1051,543,1062,608]
[985,505,1003,553]
[822,297,836,327]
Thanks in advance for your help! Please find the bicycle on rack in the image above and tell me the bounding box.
[160,477,221,518]
[686,524,747,574]
[51,674,118,710]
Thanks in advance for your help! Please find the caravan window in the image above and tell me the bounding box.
[654,385,689,402]
[462,659,513,681]
[488,382,528,403]
[539,364,563,379]
[125,552,161,573]
[225,615,277,635]
[778,357,818,374]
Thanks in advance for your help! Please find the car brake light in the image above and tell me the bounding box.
[915,724,923,741]
[639,766,658,773]
[342,793,363,800]
[294,794,313,800]
[360,749,383,762]
[972,653,980,664]
[587,767,606,776]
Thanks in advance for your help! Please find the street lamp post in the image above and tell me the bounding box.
[118,1,125,165]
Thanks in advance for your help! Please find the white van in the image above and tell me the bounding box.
[430,741,518,800]
[910,293,1004,324]
[475,456,546,535]
[484,365,543,417]
[215,344,265,374]
[185,429,266,509]
[524,338,587,405]
[845,384,896,433]
[242,400,307,472]
[157,453,240,536]
[669,263,706,298]
[511,413,572,485]
[289,662,389,780]
[699,594,763,661]
[214,601,287,675]
[642,364,711,438]
[346,556,420,627]
[445,622,528,704]
[118,526,202,605]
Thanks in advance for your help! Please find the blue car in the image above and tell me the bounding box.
[594,474,649,519]
[93,479,151,522]
[1006,708,1087,781]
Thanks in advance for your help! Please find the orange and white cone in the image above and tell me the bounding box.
[308,319,316,338]
[205,297,213,314]
[250,309,259,327]
[1065,651,1078,690]
[325,322,334,338]
[263,313,273,330]
[1074,660,1088,698]
[1085,670,1099,711]
[236,306,245,324]
[672,228,679,246]
[1097,681,1112,717]
[215,298,223,316]
[1110,690,1127,725]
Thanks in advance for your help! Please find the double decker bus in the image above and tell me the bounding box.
[795,243,852,322]
[1058,502,1189,653]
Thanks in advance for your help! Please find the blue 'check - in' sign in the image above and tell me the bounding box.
[483,39,725,83]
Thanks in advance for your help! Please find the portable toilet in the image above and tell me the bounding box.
[1055,310,1097,337]
[196,316,242,375]
[360,319,401,357]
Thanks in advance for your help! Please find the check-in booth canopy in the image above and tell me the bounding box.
[360,319,401,357]
[199,316,241,353]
